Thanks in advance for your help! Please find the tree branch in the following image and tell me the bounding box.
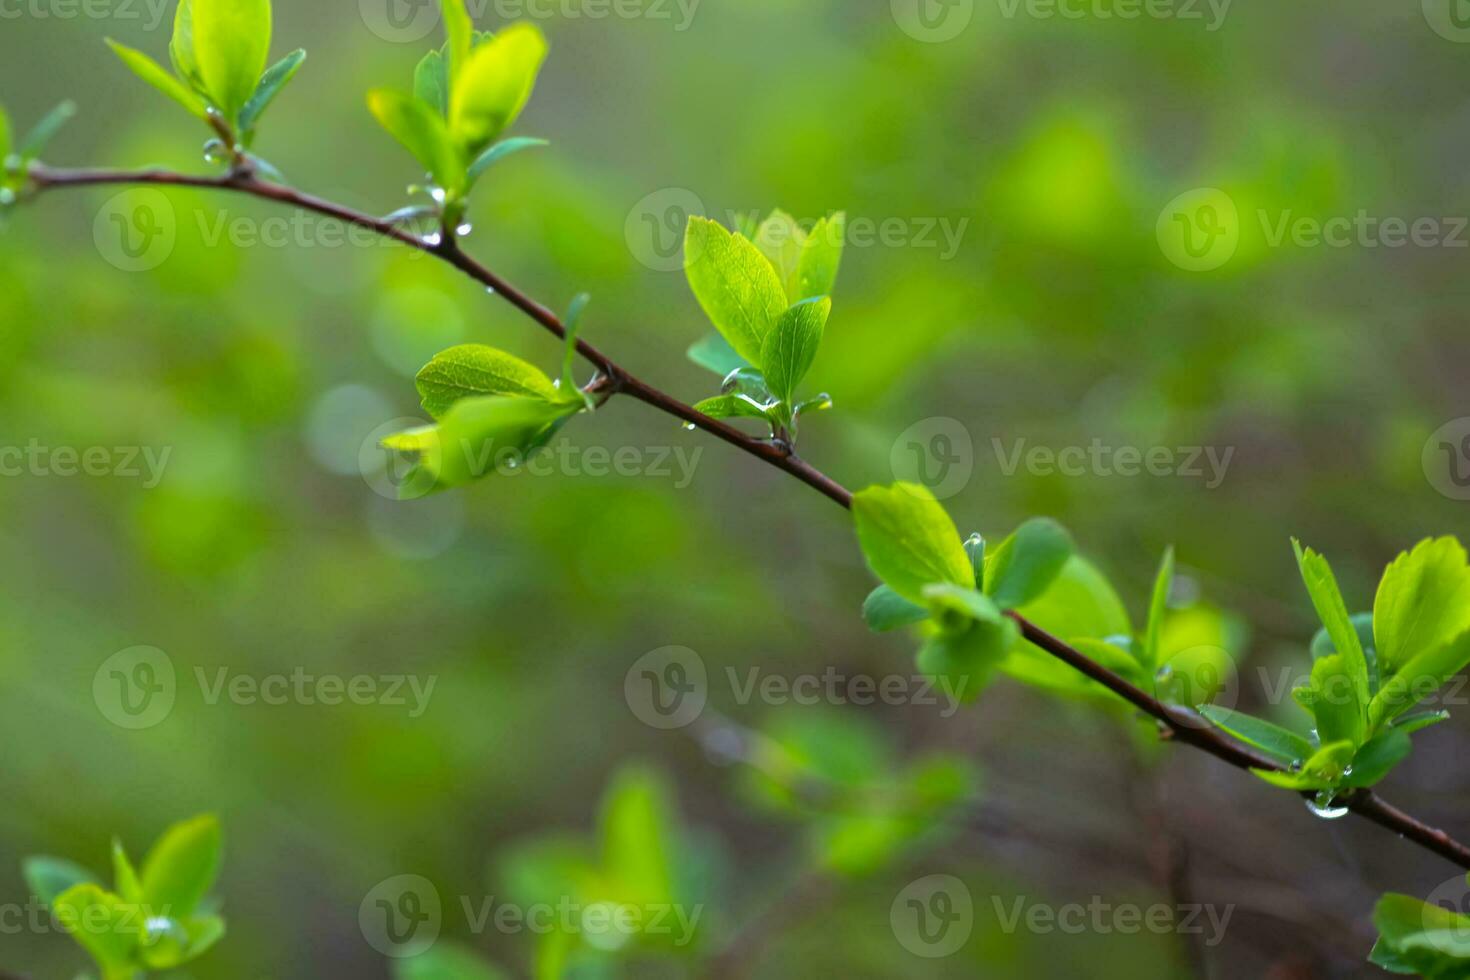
[20,162,1470,871]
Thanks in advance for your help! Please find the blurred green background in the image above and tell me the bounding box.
[4,1,1470,976]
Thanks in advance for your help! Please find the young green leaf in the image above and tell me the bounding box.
[238,48,306,137]
[53,884,137,977]
[692,394,772,422]
[106,40,208,120]
[560,293,591,394]
[1297,653,1365,747]
[191,0,272,124]
[466,136,549,185]
[1293,540,1370,732]
[0,103,11,169]
[686,331,749,377]
[367,89,464,193]
[1371,893,1470,976]
[111,840,143,905]
[170,0,205,93]
[414,48,450,117]
[1342,729,1412,789]
[416,344,563,419]
[1143,546,1174,669]
[1391,709,1451,735]
[761,297,830,403]
[964,533,985,589]
[382,394,579,494]
[138,914,226,970]
[600,767,676,907]
[753,209,805,300]
[796,211,846,301]
[140,814,221,917]
[1198,705,1313,766]
[18,100,76,161]
[984,518,1074,609]
[1374,537,1470,679]
[863,585,930,632]
[1252,739,1355,791]
[852,483,974,604]
[684,216,789,365]
[1369,629,1470,731]
[22,856,95,906]
[448,22,547,156]
[917,613,1018,698]
[440,0,475,87]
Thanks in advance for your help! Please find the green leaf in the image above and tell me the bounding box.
[760,297,830,403]
[1372,893,1470,976]
[466,136,548,185]
[684,216,789,365]
[416,344,562,420]
[984,518,1074,610]
[368,89,464,194]
[53,884,138,977]
[449,22,547,156]
[923,583,1004,628]
[1252,739,1355,791]
[170,0,206,94]
[238,49,306,137]
[852,483,974,604]
[112,840,143,904]
[440,0,475,88]
[753,209,805,300]
[1343,729,1412,788]
[560,293,590,395]
[1197,705,1313,766]
[1374,537,1470,680]
[796,211,845,301]
[1000,556,1133,698]
[917,614,1019,699]
[22,856,95,906]
[106,40,208,120]
[191,0,272,123]
[0,103,11,168]
[414,48,449,117]
[382,395,579,494]
[1369,629,1470,731]
[1391,709,1451,735]
[394,940,509,980]
[1293,540,1369,739]
[863,585,930,632]
[692,394,772,421]
[686,332,749,377]
[138,913,225,969]
[18,100,76,161]
[600,767,675,906]
[1297,653,1365,747]
[140,814,221,918]
[1143,546,1174,669]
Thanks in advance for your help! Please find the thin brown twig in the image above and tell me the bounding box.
[20,162,1470,872]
